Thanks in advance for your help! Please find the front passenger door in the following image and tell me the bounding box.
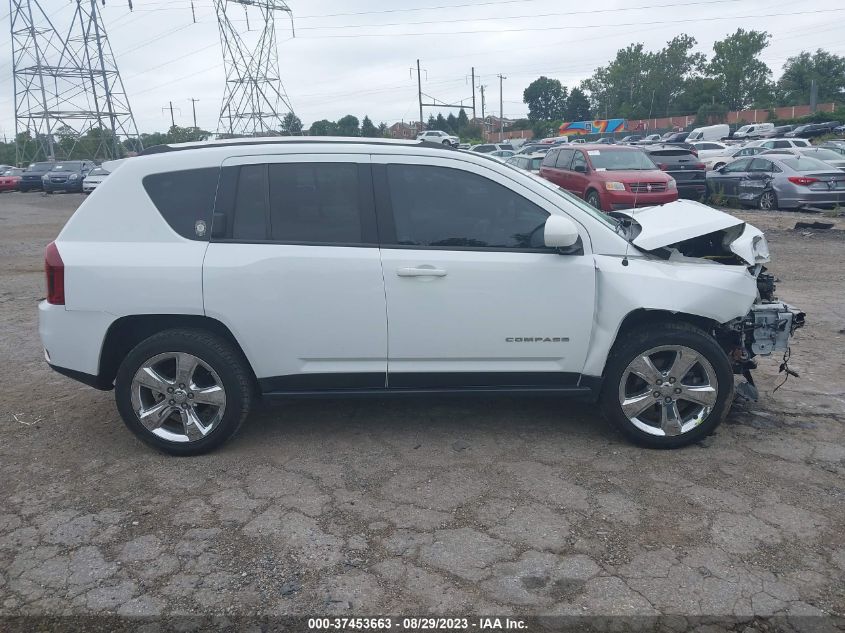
[373,157,596,388]
[711,158,753,199]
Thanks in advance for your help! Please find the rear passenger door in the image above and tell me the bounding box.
[202,155,387,392]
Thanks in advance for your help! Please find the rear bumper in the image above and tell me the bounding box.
[777,190,845,209]
[39,301,114,388]
[18,180,42,191]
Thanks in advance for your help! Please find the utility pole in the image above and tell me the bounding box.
[189,98,200,129]
[471,67,476,119]
[163,101,179,128]
[417,59,424,133]
[497,73,506,136]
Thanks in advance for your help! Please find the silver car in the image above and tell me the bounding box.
[706,154,845,210]
[505,152,545,173]
[761,147,845,171]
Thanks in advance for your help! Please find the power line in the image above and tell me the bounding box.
[299,7,845,38]
[292,0,749,31]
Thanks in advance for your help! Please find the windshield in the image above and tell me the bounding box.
[51,162,83,171]
[781,157,838,172]
[588,149,656,171]
[88,167,108,176]
[529,157,543,170]
[28,162,53,172]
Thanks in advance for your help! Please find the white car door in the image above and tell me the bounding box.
[371,154,597,390]
[203,154,388,392]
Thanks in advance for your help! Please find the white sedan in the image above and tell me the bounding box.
[702,146,766,170]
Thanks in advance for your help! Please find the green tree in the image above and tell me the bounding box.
[309,119,337,136]
[434,113,451,132]
[377,122,389,137]
[336,115,360,137]
[671,77,722,115]
[456,108,469,132]
[446,113,458,132]
[426,114,437,130]
[360,115,378,137]
[523,76,568,121]
[778,49,845,105]
[695,103,729,125]
[565,87,591,121]
[280,112,303,135]
[708,29,773,110]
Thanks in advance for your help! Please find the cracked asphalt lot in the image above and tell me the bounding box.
[1,193,844,628]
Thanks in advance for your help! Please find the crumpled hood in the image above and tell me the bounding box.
[613,199,770,265]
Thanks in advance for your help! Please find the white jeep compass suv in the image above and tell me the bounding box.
[39,138,804,455]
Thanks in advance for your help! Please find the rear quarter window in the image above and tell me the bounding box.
[142,167,219,241]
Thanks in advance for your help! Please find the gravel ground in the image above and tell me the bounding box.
[1,192,844,629]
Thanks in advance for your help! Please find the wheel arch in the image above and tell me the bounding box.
[598,309,719,378]
[99,314,258,390]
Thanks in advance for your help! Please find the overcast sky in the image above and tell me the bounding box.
[1,0,844,137]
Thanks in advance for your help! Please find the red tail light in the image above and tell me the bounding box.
[657,163,669,171]
[693,163,706,170]
[45,241,65,305]
[787,176,818,186]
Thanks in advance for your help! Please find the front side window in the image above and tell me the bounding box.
[570,151,587,171]
[385,164,549,249]
[722,158,752,173]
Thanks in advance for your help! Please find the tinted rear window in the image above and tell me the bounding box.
[143,168,219,240]
[781,157,837,172]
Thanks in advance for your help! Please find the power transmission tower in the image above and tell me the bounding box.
[9,0,141,164]
[214,0,296,137]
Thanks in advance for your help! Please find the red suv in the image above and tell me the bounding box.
[539,144,678,211]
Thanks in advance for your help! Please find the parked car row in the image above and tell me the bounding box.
[2,160,114,194]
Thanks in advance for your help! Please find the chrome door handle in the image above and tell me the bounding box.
[396,266,447,277]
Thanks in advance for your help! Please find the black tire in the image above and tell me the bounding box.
[114,328,253,455]
[599,321,734,449]
[586,190,602,211]
[758,190,778,211]
[442,139,451,145]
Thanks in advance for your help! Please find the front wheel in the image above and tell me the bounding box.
[586,190,602,210]
[758,190,778,210]
[600,322,734,448]
[115,329,253,455]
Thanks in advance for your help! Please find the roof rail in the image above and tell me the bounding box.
[139,137,456,156]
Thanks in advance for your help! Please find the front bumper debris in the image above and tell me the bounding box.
[746,301,805,356]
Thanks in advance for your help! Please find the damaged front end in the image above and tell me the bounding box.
[717,291,806,400]
[611,200,806,398]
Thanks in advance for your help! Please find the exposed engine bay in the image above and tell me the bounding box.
[609,201,806,399]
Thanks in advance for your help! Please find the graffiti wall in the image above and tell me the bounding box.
[558,119,627,135]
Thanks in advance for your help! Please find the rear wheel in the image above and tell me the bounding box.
[115,329,252,455]
[586,190,602,210]
[758,190,778,210]
[600,322,734,448]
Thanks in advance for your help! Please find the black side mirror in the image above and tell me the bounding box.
[573,164,587,173]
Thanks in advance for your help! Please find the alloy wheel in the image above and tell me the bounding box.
[759,191,776,210]
[130,352,226,443]
[618,345,719,437]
